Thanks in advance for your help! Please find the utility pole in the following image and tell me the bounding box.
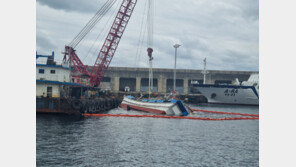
[173,44,181,92]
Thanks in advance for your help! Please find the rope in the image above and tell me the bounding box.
[147,0,154,48]
[83,113,259,121]
[76,0,117,48]
[69,0,112,47]
[135,25,148,67]
[69,0,118,48]
[82,0,121,64]
[134,0,148,66]
[70,0,116,48]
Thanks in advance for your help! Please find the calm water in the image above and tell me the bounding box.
[36,104,259,167]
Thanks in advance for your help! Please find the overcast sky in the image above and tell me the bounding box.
[36,0,258,71]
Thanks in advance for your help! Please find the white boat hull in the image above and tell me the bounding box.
[121,96,188,116]
[196,85,259,105]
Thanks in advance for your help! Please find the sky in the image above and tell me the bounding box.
[36,0,259,71]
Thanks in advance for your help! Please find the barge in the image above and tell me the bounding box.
[36,52,121,115]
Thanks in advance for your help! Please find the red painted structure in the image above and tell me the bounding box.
[64,46,90,77]
[120,103,166,115]
[63,0,138,87]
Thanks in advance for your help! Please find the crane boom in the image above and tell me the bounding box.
[63,0,137,87]
[90,0,137,87]
[64,46,90,77]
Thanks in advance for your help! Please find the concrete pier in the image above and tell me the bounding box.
[88,66,257,94]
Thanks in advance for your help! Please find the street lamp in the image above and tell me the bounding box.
[173,44,181,92]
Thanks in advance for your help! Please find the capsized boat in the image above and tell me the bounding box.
[120,95,190,116]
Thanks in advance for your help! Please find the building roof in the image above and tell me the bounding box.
[36,80,85,87]
[36,64,71,70]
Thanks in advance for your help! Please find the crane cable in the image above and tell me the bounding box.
[147,0,154,48]
[69,0,118,48]
[134,0,148,66]
[69,0,115,48]
[70,0,117,48]
[82,0,121,64]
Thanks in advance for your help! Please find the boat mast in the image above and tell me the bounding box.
[201,58,209,84]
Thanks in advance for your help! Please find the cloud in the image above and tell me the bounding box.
[36,0,259,71]
[37,0,102,13]
[36,30,57,54]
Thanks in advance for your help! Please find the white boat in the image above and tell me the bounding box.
[121,28,191,115]
[120,96,190,116]
[195,73,259,105]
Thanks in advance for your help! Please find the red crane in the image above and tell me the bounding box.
[63,0,137,87]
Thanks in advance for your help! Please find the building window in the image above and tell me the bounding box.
[47,87,52,97]
[50,70,56,74]
[39,69,45,74]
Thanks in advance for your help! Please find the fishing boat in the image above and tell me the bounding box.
[120,95,189,116]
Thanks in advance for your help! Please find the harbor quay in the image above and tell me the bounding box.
[94,66,257,94]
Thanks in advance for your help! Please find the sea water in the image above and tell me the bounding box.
[36,104,259,167]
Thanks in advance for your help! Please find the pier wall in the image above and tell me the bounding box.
[88,67,257,94]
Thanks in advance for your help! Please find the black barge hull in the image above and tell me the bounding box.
[36,97,122,115]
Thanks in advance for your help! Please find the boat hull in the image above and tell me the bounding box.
[121,97,188,116]
[120,103,166,115]
[196,84,259,105]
